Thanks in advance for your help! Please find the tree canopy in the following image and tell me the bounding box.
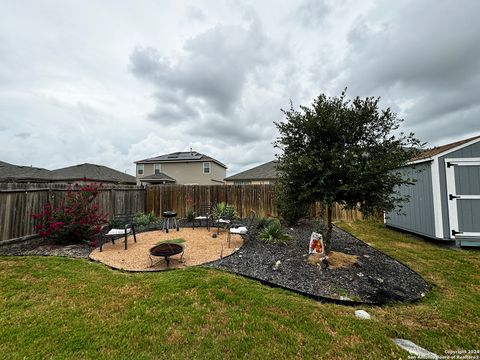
[274,90,423,251]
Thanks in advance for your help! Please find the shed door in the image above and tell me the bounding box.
[445,158,480,239]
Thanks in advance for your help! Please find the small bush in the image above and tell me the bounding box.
[256,216,274,230]
[186,208,194,223]
[276,185,310,226]
[133,211,158,227]
[213,202,236,220]
[258,219,292,245]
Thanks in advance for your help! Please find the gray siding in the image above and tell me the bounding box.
[386,162,436,238]
[438,141,480,238]
[455,166,480,195]
[457,200,480,232]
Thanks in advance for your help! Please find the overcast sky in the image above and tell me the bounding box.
[1,0,479,176]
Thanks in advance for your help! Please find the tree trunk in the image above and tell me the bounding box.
[325,205,333,254]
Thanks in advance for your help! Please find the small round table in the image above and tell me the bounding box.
[149,243,184,267]
[162,210,179,233]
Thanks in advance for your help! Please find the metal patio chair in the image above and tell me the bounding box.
[227,210,256,247]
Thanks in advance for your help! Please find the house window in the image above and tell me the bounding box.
[203,162,211,174]
[137,164,144,175]
[154,164,161,174]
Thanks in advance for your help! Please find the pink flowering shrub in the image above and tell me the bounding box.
[32,182,108,245]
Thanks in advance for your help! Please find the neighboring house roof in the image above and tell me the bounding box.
[0,161,53,182]
[409,135,480,164]
[50,163,137,184]
[138,172,175,183]
[225,160,279,181]
[135,151,227,169]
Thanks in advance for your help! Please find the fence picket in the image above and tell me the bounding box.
[1,183,378,241]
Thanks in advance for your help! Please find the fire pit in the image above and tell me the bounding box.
[149,243,184,267]
[162,210,179,233]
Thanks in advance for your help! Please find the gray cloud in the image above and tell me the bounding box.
[15,132,30,139]
[185,5,207,22]
[1,0,479,177]
[129,19,277,115]
[329,0,480,145]
[129,16,286,146]
[296,0,331,28]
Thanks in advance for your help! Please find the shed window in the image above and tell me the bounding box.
[154,164,161,174]
[137,164,144,175]
[203,162,211,174]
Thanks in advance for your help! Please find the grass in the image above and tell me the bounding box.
[1,221,479,359]
[156,238,186,245]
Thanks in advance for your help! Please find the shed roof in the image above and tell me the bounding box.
[410,135,480,163]
[135,151,227,168]
[225,160,278,181]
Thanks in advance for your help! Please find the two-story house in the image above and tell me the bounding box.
[134,151,227,185]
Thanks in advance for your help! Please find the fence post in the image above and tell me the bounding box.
[109,187,116,216]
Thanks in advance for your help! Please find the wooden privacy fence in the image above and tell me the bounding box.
[0,183,145,242]
[1,183,376,242]
[146,185,277,219]
[145,184,372,221]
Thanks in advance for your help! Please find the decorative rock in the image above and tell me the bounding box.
[272,260,281,271]
[376,278,384,283]
[363,254,370,258]
[355,310,371,320]
[392,339,438,359]
[357,272,364,277]
[320,256,329,270]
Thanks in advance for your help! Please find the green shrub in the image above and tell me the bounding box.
[258,219,292,245]
[256,216,274,229]
[186,208,194,222]
[133,211,158,227]
[275,184,310,226]
[213,202,236,220]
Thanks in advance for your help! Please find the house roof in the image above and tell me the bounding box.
[50,163,137,184]
[0,161,53,182]
[225,160,279,181]
[138,172,175,182]
[135,151,227,168]
[410,135,480,162]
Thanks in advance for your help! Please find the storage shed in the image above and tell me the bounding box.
[385,135,480,247]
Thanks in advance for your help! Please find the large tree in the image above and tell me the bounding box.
[274,90,422,252]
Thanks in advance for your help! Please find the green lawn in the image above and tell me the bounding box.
[1,221,479,359]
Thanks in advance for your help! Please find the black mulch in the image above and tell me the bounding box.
[205,219,429,305]
[0,224,164,259]
[0,238,93,258]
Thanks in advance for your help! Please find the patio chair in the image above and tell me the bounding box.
[192,204,213,230]
[212,203,236,234]
[100,213,137,251]
[227,210,256,248]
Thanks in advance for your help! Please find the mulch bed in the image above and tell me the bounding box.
[0,219,429,305]
[0,238,93,258]
[0,223,164,259]
[205,219,429,305]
